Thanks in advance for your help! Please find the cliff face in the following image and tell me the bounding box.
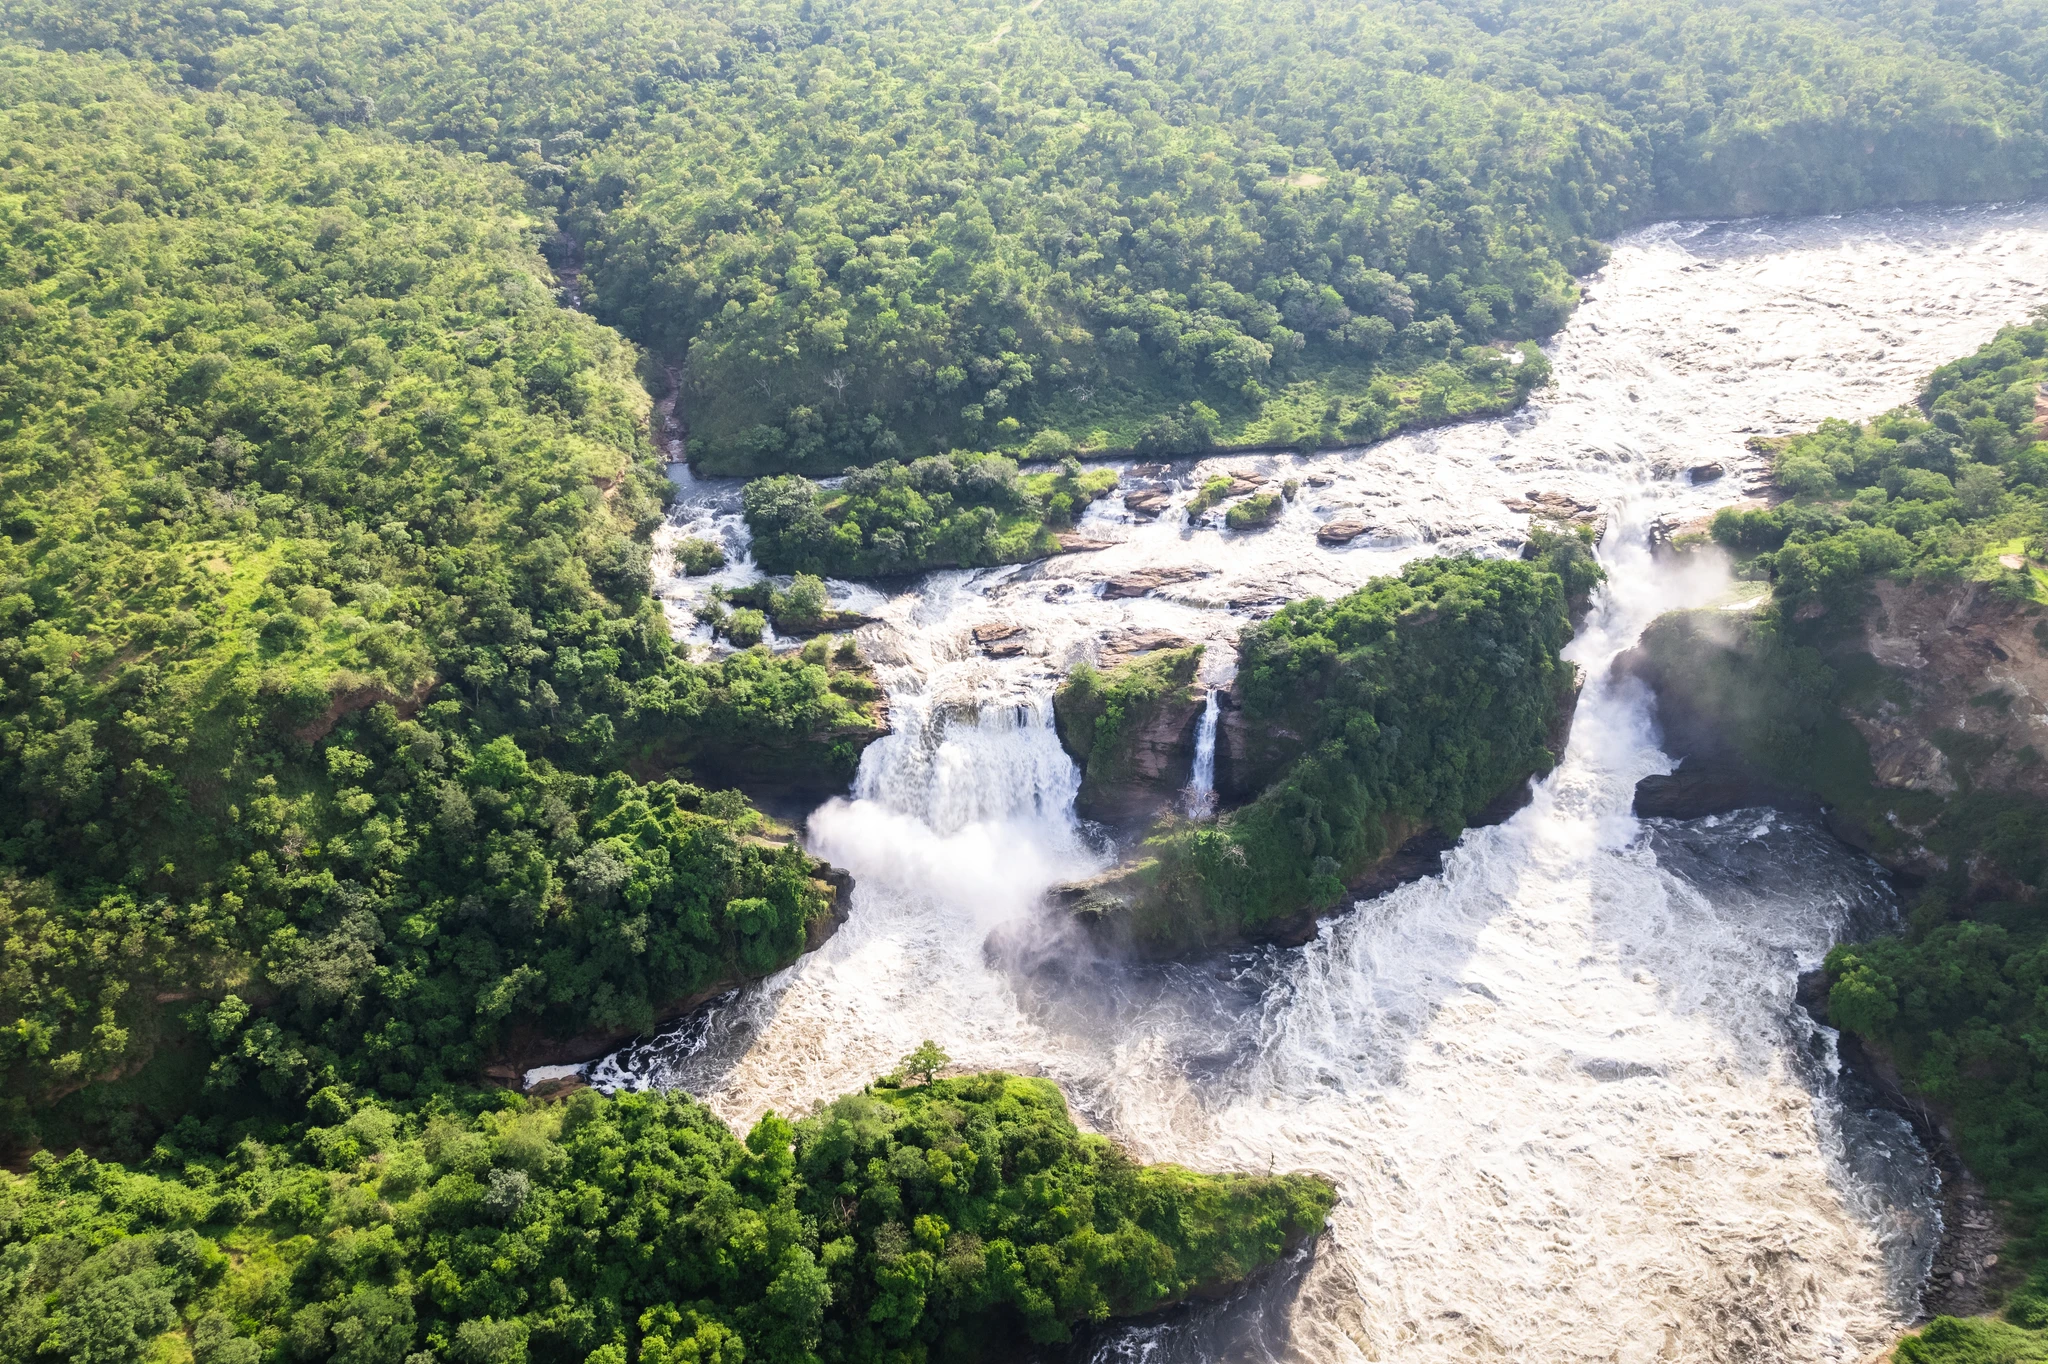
[1854,579,2048,803]
[1053,645,1206,828]
[1623,580,2048,893]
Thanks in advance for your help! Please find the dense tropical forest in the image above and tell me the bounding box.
[3,0,2048,1356]
[0,48,886,1152]
[743,453,1116,577]
[0,1064,1335,1364]
[1625,312,2048,1357]
[3,0,2042,471]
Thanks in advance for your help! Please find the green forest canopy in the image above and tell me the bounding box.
[0,1074,1336,1364]
[4,0,2042,470]
[0,47,879,1146]
[1135,537,1599,944]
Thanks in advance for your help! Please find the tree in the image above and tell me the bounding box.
[898,1040,949,1086]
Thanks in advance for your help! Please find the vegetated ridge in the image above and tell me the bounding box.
[0,49,883,1153]
[4,0,2042,473]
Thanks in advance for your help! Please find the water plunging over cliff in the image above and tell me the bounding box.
[1183,689,1220,819]
[607,202,2048,1360]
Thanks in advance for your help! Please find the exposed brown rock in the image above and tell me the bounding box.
[972,621,1030,657]
[1054,646,1205,828]
[1055,531,1118,551]
[1854,579,2048,801]
[1098,628,1195,668]
[1100,566,1213,599]
[1316,517,1369,545]
[294,674,435,744]
[1688,462,1726,484]
[1124,488,1173,518]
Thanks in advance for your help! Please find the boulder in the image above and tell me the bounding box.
[1316,517,1370,545]
[1100,566,1213,599]
[1688,462,1726,484]
[972,622,1030,657]
[1124,488,1173,518]
[1099,628,1196,668]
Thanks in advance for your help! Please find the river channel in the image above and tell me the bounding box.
[595,203,2048,1361]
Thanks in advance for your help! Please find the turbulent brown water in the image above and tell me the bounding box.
[583,203,2048,1360]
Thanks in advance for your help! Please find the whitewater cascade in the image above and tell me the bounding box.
[600,203,2048,1359]
[1184,689,1220,819]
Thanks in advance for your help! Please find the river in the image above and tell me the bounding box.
[605,203,2048,1360]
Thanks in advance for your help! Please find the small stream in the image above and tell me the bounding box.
[596,202,2048,1360]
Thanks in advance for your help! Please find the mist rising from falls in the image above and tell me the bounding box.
[610,202,2048,1361]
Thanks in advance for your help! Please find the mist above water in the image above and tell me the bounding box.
[607,203,2048,1359]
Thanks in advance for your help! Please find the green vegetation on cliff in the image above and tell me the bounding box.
[0,49,876,1149]
[1054,645,1203,822]
[1711,308,2048,606]
[743,453,1115,578]
[1093,544,1594,950]
[0,1070,1334,1364]
[6,0,2042,472]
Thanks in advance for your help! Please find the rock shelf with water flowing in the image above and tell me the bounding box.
[590,203,2048,1361]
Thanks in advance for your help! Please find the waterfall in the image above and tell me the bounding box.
[598,200,2048,1362]
[1183,689,1220,819]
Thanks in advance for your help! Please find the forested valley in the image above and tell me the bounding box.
[1,0,2046,1360]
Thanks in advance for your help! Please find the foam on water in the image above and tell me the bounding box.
[598,202,2048,1359]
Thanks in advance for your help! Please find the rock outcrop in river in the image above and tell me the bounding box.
[1052,546,1596,955]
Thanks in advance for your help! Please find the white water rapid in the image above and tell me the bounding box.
[609,203,2048,1360]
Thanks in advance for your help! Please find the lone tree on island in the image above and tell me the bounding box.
[900,1039,949,1086]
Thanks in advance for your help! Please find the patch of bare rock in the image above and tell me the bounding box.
[1316,516,1370,546]
[1100,566,1215,599]
[972,621,1030,657]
